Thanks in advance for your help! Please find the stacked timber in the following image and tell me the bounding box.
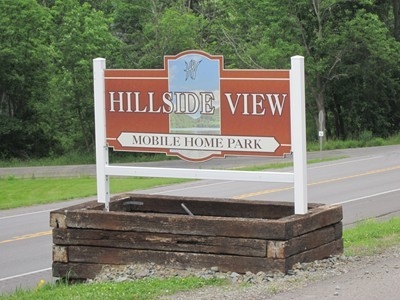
[50,194,343,280]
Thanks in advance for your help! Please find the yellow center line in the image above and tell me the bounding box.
[234,165,400,199]
[0,230,52,245]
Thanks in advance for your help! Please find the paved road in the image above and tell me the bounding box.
[0,146,390,179]
[0,145,399,296]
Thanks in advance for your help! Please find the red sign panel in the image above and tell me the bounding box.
[105,50,290,162]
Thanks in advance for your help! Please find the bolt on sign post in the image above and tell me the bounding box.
[93,51,307,214]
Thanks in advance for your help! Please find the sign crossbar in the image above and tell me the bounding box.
[104,166,294,183]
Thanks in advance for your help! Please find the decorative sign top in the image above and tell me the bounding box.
[104,50,291,162]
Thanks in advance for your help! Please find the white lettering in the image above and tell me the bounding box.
[225,93,240,114]
[225,92,287,116]
[252,94,265,115]
[108,91,220,115]
[148,92,161,113]
[266,94,287,116]
[126,92,132,112]
[134,92,147,113]
[109,91,124,112]
[162,92,174,113]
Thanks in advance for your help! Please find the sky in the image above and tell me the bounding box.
[168,53,221,119]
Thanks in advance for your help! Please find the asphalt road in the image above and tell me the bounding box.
[0,145,399,295]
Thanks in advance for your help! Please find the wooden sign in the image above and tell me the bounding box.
[104,50,290,162]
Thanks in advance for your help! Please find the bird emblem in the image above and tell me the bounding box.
[184,59,202,81]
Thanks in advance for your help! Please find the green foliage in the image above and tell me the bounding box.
[359,130,373,144]
[1,0,400,159]
[47,0,121,152]
[142,5,206,64]
[0,150,95,167]
[307,132,400,151]
[343,217,400,256]
[0,0,56,159]
[0,176,188,210]
[325,10,400,139]
[0,151,175,167]
[0,276,225,300]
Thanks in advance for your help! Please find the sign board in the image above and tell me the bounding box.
[93,52,307,214]
[105,50,291,162]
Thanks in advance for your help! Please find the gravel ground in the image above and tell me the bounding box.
[88,245,400,299]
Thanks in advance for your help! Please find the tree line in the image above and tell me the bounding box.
[1,0,399,159]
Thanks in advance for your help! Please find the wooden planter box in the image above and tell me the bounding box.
[50,194,343,280]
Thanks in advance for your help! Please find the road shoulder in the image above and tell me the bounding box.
[161,245,400,300]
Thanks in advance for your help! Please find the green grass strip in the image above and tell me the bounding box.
[0,177,187,210]
[343,217,400,256]
[0,277,225,300]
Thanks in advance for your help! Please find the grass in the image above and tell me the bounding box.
[307,132,400,151]
[343,217,400,256]
[0,152,175,168]
[0,276,225,300]
[0,176,188,210]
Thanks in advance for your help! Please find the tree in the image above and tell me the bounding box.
[0,0,55,158]
[142,4,207,67]
[112,0,207,69]
[47,0,121,152]
[209,0,302,68]
[280,0,369,139]
[211,0,400,140]
[2,0,399,159]
[393,0,400,41]
[326,11,400,138]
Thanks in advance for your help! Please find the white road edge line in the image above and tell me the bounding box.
[149,180,234,194]
[0,268,51,282]
[335,188,400,205]
[309,155,384,169]
[0,209,54,220]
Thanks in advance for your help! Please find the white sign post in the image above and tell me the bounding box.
[290,56,308,214]
[93,58,110,211]
[93,54,307,214]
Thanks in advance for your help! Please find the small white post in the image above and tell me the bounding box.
[290,56,308,214]
[93,58,110,211]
